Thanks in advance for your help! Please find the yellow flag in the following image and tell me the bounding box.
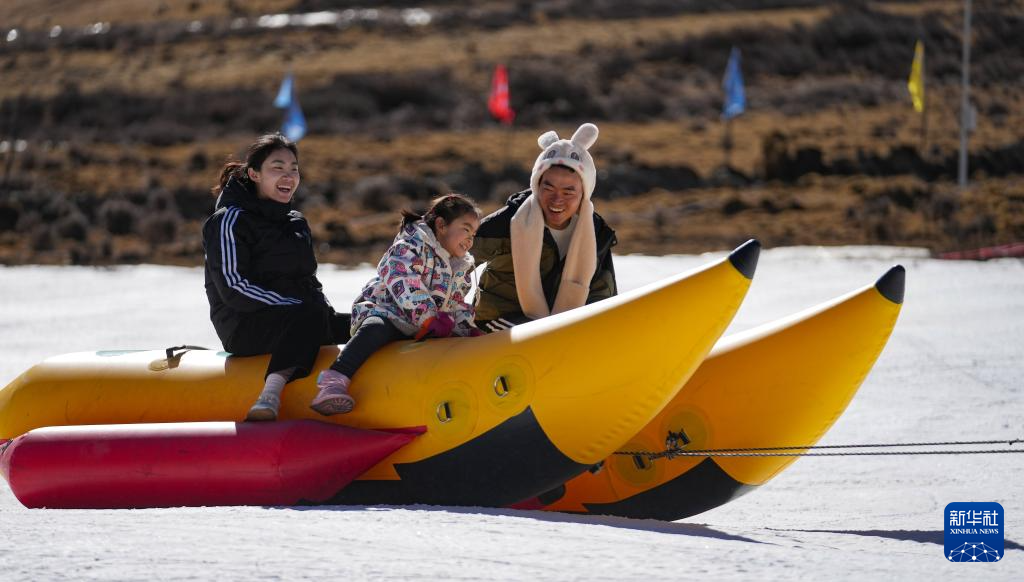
[907,40,925,113]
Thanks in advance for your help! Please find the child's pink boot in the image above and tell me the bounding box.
[311,369,356,416]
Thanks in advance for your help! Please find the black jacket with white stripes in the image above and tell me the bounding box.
[202,176,330,344]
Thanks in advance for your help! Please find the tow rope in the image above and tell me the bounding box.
[614,438,1024,462]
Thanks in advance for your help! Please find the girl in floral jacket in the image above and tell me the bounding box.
[311,194,484,415]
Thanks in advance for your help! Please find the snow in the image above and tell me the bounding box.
[1,247,1022,580]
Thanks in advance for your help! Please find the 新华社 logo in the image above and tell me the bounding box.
[945,502,1004,562]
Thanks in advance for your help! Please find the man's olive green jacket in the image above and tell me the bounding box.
[473,190,618,324]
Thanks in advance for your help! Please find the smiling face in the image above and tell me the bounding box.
[248,148,300,204]
[435,212,480,258]
[538,165,583,230]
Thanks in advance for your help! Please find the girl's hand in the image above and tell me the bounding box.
[414,312,455,340]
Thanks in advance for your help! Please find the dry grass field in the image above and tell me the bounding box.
[1,0,1021,266]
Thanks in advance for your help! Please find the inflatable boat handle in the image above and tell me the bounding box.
[165,345,211,360]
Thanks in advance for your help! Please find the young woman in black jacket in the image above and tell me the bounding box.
[202,133,350,421]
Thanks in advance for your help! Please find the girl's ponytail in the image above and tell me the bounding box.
[400,208,425,229]
[399,194,481,234]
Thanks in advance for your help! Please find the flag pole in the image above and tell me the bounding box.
[488,64,515,172]
[2,94,20,187]
[958,0,972,190]
[920,44,928,157]
[722,117,733,168]
[720,47,744,170]
[503,124,512,172]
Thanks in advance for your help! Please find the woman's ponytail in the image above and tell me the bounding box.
[212,161,246,196]
[211,133,298,197]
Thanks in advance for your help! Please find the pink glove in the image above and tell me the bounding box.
[467,327,485,337]
[415,312,455,340]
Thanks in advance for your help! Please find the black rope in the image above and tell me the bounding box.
[683,438,1022,452]
[645,449,1024,458]
[615,438,1023,461]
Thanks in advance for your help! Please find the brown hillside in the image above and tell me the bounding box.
[0,0,1021,266]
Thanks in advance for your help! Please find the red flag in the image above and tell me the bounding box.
[488,64,515,125]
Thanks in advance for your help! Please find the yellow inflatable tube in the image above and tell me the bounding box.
[540,265,904,518]
[0,241,760,507]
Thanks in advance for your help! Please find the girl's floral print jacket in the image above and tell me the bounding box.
[352,220,478,337]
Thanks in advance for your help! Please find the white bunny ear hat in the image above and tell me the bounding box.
[511,123,600,320]
[529,122,599,200]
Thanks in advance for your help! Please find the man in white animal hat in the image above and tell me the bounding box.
[473,123,617,329]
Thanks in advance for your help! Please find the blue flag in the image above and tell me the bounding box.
[722,47,746,120]
[281,100,307,142]
[274,73,294,109]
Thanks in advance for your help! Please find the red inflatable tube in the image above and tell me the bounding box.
[0,421,424,509]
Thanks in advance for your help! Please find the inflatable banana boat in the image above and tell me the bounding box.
[529,265,905,519]
[0,240,760,509]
